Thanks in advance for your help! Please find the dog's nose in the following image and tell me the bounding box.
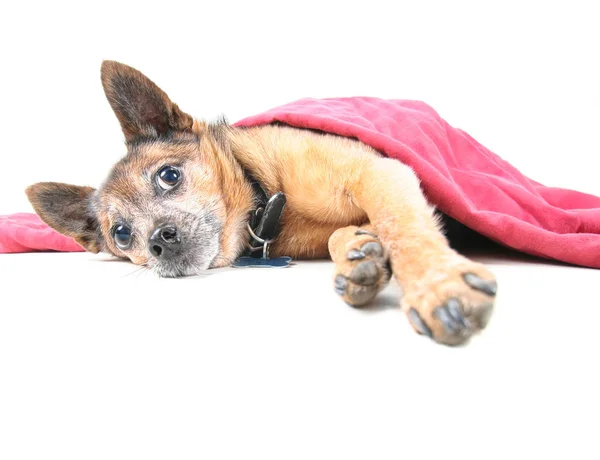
[149,224,181,259]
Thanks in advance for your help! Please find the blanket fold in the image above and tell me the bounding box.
[234,97,600,268]
[2,97,599,268]
[0,213,83,253]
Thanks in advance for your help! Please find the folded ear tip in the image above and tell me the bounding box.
[101,60,116,74]
[101,59,123,69]
[100,60,134,84]
[25,182,45,201]
[25,183,50,217]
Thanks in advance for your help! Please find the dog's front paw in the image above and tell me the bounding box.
[402,260,497,346]
[333,229,391,307]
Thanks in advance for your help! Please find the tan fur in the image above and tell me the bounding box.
[26,61,497,345]
[228,126,374,258]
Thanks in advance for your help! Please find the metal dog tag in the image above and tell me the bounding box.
[232,256,292,268]
[233,192,292,268]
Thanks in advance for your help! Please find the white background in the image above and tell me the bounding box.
[1,0,599,213]
[1,1,600,459]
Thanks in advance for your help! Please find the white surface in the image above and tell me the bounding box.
[1,0,599,216]
[1,253,600,459]
[2,0,600,459]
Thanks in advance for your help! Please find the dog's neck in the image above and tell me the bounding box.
[203,123,286,266]
[197,125,254,267]
[227,126,284,196]
[227,126,288,259]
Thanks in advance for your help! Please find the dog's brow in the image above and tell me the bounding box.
[145,159,184,173]
[105,206,127,225]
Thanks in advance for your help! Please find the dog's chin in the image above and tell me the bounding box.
[153,258,212,278]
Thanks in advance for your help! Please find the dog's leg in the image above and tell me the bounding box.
[352,158,497,345]
[329,225,392,307]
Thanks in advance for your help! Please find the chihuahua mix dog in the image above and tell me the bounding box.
[26,61,497,346]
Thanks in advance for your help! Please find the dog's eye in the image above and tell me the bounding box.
[156,166,182,190]
[112,224,132,249]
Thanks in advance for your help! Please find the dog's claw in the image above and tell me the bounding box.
[463,273,497,296]
[446,298,467,328]
[355,229,378,238]
[408,308,433,338]
[435,305,458,333]
[434,298,468,334]
[346,249,366,261]
[360,241,383,257]
[334,275,347,295]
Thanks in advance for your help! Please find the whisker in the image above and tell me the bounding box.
[124,264,149,278]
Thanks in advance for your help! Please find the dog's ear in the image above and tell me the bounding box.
[25,183,102,253]
[100,60,193,143]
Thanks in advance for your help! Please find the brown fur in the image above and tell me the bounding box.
[26,61,498,345]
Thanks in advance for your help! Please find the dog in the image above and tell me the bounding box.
[26,61,498,346]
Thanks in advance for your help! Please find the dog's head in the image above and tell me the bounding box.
[26,61,252,277]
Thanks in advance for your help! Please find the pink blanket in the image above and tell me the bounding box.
[3,97,600,268]
[0,213,83,253]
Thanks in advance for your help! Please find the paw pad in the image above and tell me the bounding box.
[349,260,379,285]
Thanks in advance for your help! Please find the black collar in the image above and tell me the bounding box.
[241,167,286,258]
